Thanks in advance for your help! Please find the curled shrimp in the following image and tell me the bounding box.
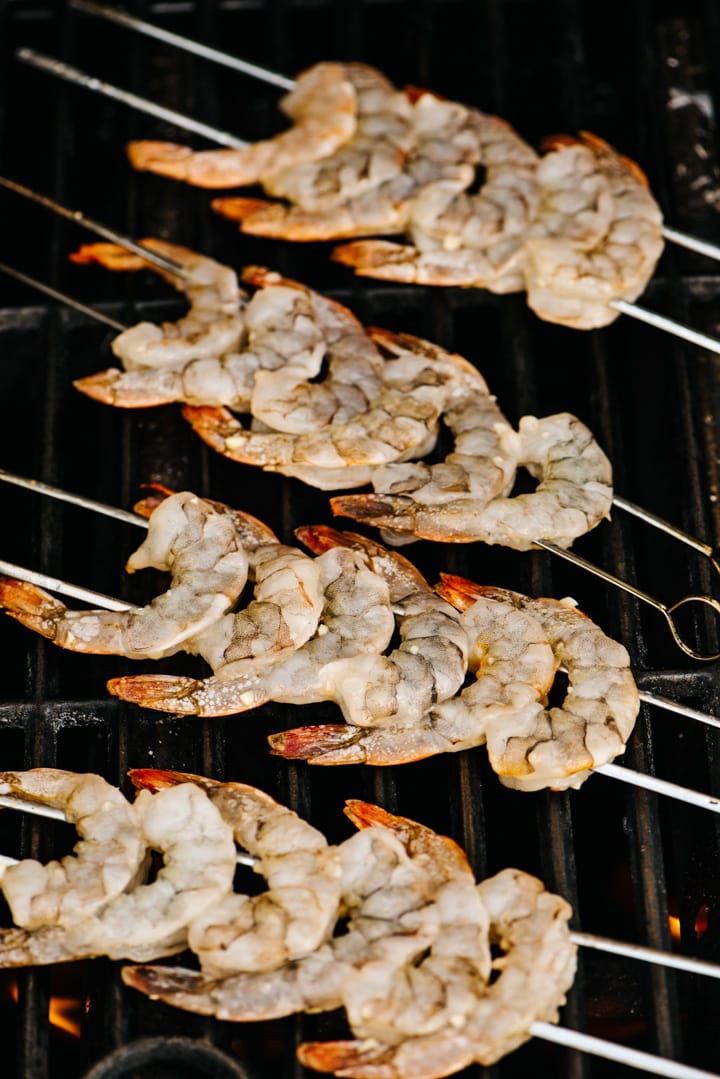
[0,770,146,930]
[211,92,482,241]
[352,327,519,539]
[122,801,490,1036]
[108,545,395,716]
[71,239,246,376]
[241,267,385,434]
[131,769,341,976]
[331,411,613,550]
[0,491,249,659]
[271,576,638,790]
[298,868,576,1078]
[0,782,237,967]
[72,253,341,410]
[439,576,640,791]
[126,62,358,187]
[297,525,469,728]
[182,329,485,473]
[269,582,557,767]
[523,132,665,329]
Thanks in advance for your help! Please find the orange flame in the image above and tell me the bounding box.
[668,914,681,942]
[48,996,83,1038]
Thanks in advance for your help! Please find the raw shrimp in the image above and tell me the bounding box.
[242,267,385,434]
[182,330,485,471]
[0,491,249,659]
[73,258,337,410]
[523,132,665,329]
[334,131,664,331]
[122,801,491,1037]
[108,545,395,715]
[0,770,146,930]
[439,576,640,791]
[272,576,638,789]
[298,868,576,1077]
[211,92,485,241]
[331,411,613,550]
[130,770,341,976]
[126,62,358,187]
[354,327,519,536]
[71,240,246,373]
[0,782,237,966]
[269,582,557,767]
[297,525,469,728]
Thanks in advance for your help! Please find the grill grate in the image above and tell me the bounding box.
[1,1,720,1076]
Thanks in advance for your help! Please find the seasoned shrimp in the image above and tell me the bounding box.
[131,770,341,976]
[0,492,249,659]
[0,782,237,966]
[122,801,490,1037]
[182,332,484,472]
[71,240,246,373]
[108,545,395,715]
[439,577,640,791]
[269,582,557,767]
[298,868,576,1078]
[332,411,613,550]
[297,525,469,728]
[0,770,146,930]
[126,62,358,187]
[523,132,665,329]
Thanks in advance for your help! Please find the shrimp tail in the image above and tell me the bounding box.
[332,240,427,282]
[107,674,206,713]
[330,494,417,532]
[435,573,487,611]
[181,405,244,459]
[269,723,447,766]
[0,578,65,639]
[121,964,218,1014]
[297,1039,397,1078]
[69,241,148,271]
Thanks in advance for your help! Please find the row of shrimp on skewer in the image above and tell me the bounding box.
[4,762,720,1079]
[102,56,666,332]
[0,486,686,798]
[49,236,614,555]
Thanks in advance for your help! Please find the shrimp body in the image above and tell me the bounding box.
[71,240,246,373]
[297,526,469,728]
[130,771,342,977]
[523,132,665,328]
[109,546,395,715]
[0,492,249,660]
[332,411,612,550]
[126,62,358,187]
[297,868,575,1078]
[269,584,556,767]
[0,770,145,930]
[0,783,237,967]
[182,332,485,471]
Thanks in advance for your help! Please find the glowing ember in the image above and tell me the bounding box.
[48,996,83,1038]
[695,904,710,939]
[668,914,681,942]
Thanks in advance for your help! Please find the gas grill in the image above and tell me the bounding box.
[0,1,720,1076]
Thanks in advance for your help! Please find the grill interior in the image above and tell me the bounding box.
[1,1,720,1076]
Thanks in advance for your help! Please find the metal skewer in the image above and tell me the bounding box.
[2,474,720,811]
[0,176,190,280]
[0,261,125,331]
[14,49,720,355]
[535,539,720,662]
[531,1022,719,1079]
[64,0,720,269]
